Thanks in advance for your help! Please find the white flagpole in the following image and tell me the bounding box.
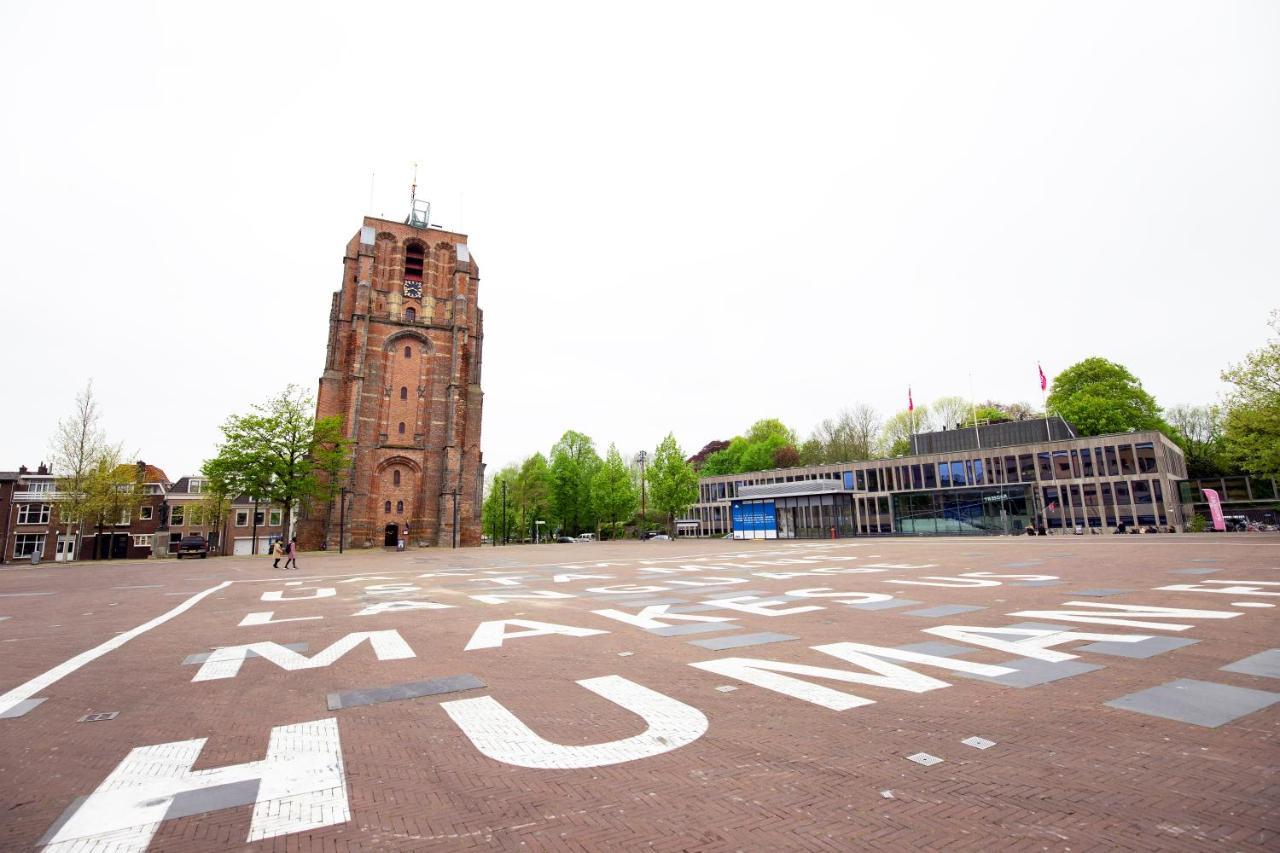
[1040,363,1051,441]
[909,387,916,454]
[969,372,981,450]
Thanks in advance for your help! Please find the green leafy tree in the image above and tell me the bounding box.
[549,430,601,535]
[482,464,519,543]
[806,404,881,464]
[1046,358,1167,436]
[646,433,698,535]
[700,439,746,476]
[514,453,552,541]
[1221,310,1280,478]
[879,404,933,456]
[49,381,113,557]
[592,444,638,538]
[931,396,973,432]
[797,437,824,466]
[1166,404,1230,477]
[83,453,148,559]
[203,386,351,546]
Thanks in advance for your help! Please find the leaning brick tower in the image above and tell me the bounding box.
[300,204,484,550]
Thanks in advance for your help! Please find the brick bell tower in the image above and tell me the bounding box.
[301,199,484,550]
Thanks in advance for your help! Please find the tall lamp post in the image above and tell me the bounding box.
[637,450,647,536]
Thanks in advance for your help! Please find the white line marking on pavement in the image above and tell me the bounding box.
[0,581,231,718]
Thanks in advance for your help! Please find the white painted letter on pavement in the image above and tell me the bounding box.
[441,675,707,768]
[41,717,348,851]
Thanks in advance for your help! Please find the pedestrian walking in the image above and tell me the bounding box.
[284,536,298,570]
[272,539,285,569]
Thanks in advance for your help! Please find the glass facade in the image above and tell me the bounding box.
[893,486,1031,535]
[695,430,1185,538]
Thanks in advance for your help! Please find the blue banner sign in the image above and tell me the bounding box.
[732,501,777,539]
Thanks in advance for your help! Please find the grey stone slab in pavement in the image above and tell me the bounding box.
[183,642,308,665]
[598,597,690,608]
[1170,568,1219,575]
[903,604,988,618]
[1220,649,1280,679]
[893,642,975,658]
[165,779,261,820]
[959,657,1103,688]
[1078,636,1199,659]
[701,589,770,599]
[1105,678,1280,728]
[1069,589,1136,597]
[845,598,922,611]
[0,698,45,719]
[649,622,741,637]
[1015,580,1063,587]
[688,632,799,651]
[327,674,485,711]
[1001,622,1077,632]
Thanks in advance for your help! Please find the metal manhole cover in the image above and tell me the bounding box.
[78,712,119,722]
[906,752,943,766]
[962,736,996,749]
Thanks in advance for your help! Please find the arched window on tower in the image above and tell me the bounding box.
[384,501,391,514]
[398,422,406,435]
[393,469,401,486]
[405,307,416,322]
[404,243,425,287]
[396,500,404,514]
[400,386,408,400]
[404,345,412,358]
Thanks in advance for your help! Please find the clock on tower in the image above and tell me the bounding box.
[403,281,422,298]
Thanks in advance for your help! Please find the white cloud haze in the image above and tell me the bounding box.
[1,1,1277,476]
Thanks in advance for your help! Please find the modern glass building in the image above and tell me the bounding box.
[688,419,1189,538]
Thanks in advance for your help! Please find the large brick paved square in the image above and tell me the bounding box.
[1,536,1277,850]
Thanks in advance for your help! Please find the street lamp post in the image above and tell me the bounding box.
[637,450,647,537]
[338,487,347,554]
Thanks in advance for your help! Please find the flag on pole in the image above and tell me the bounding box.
[908,387,914,412]
[1038,363,1047,392]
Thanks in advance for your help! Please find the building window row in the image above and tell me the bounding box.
[13,534,44,558]
[16,503,51,525]
[701,440,1163,502]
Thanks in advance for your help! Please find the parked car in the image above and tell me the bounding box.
[648,533,671,541]
[176,535,209,559]
[555,536,576,543]
[576,533,596,543]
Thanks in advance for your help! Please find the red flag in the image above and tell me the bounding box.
[1038,363,1047,392]
[908,387,914,412]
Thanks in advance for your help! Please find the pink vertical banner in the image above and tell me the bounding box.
[1202,488,1225,531]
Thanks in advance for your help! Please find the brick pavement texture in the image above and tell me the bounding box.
[1,535,1277,851]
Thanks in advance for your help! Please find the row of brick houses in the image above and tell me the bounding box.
[0,463,286,565]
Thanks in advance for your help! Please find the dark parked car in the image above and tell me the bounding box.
[176,535,209,559]
[555,536,576,543]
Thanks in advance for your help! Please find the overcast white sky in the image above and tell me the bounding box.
[2,1,1277,479]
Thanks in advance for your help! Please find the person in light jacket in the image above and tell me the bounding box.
[272,539,285,569]
[283,536,299,570]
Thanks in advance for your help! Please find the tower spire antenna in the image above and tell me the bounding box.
[406,161,430,228]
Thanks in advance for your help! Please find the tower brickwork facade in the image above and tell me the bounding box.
[300,217,484,550]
